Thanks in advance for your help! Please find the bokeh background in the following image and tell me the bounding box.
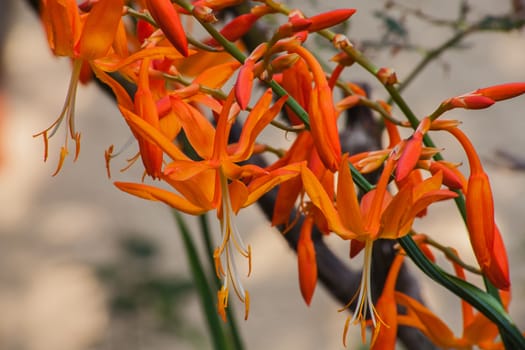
[0,0,524,349]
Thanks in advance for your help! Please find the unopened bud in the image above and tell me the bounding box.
[377,67,398,85]
[192,5,217,23]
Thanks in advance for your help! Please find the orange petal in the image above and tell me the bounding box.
[134,59,163,178]
[41,0,80,57]
[301,166,354,239]
[170,97,215,159]
[233,92,288,161]
[194,61,242,89]
[244,163,302,208]
[77,0,124,59]
[114,181,207,215]
[336,155,365,235]
[119,107,190,162]
[395,292,464,348]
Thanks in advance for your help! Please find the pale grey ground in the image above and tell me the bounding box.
[1,1,525,349]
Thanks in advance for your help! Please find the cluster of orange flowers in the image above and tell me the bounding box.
[37,0,525,348]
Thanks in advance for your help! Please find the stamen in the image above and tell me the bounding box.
[33,59,84,174]
[342,240,386,346]
[214,169,252,320]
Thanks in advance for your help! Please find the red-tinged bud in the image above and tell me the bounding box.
[235,59,255,110]
[145,0,188,56]
[428,161,464,190]
[377,67,398,85]
[330,52,355,66]
[445,95,495,110]
[307,9,357,32]
[395,131,423,182]
[298,215,317,305]
[192,5,217,23]
[332,33,352,50]
[251,4,275,16]
[472,82,525,101]
[193,0,244,11]
[137,19,155,44]
[206,14,260,46]
[270,54,300,73]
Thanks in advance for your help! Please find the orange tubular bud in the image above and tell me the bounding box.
[448,127,509,289]
[445,95,495,110]
[466,172,495,272]
[297,215,317,305]
[206,14,261,46]
[395,117,431,181]
[145,0,188,56]
[306,9,356,32]
[472,82,525,101]
[287,45,341,171]
[235,59,255,110]
[395,131,423,182]
[309,86,342,172]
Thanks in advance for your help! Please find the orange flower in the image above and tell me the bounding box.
[115,89,303,319]
[36,0,124,174]
[302,153,456,343]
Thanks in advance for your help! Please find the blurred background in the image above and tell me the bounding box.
[0,0,524,349]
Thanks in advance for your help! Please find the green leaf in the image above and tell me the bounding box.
[398,235,525,349]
